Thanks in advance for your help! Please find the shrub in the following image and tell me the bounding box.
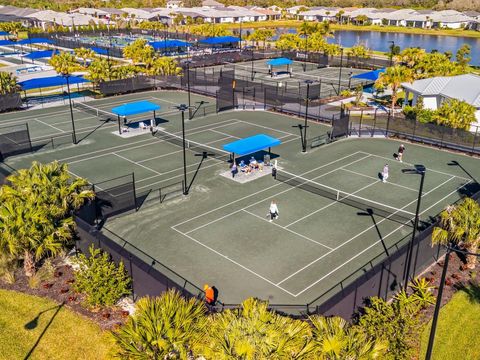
[73,246,131,308]
[357,296,419,359]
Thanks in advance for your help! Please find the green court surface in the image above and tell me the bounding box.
[3,90,480,308]
[209,59,367,88]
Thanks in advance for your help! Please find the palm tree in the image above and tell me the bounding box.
[146,57,182,76]
[49,51,80,76]
[198,298,315,359]
[310,316,387,359]
[0,200,73,277]
[248,29,275,50]
[74,47,96,67]
[85,57,111,86]
[0,71,18,95]
[123,38,154,66]
[396,47,425,69]
[375,65,414,115]
[112,290,207,359]
[432,198,480,269]
[0,161,94,276]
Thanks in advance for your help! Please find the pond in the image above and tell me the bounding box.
[237,28,480,65]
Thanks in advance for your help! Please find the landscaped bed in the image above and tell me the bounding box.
[0,288,116,360]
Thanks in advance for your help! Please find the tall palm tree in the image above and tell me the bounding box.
[112,290,207,359]
[310,316,387,359]
[248,29,275,50]
[198,298,315,359]
[432,197,480,269]
[375,65,414,115]
[85,57,111,86]
[123,38,154,66]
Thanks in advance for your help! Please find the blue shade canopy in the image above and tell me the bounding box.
[149,40,192,49]
[199,36,241,45]
[351,69,386,81]
[0,40,15,46]
[111,100,161,116]
[223,134,281,156]
[17,38,55,45]
[90,46,108,55]
[24,49,60,60]
[266,57,293,66]
[18,75,89,90]
[0,31,9,36]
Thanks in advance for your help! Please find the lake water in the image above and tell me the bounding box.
[239,28,480,65]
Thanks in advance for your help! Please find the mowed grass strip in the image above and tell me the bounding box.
[0,289,116,360]
[420,286,480,360]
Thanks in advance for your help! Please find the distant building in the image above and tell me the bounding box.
[202,0,224,8]
[167,0,184,9]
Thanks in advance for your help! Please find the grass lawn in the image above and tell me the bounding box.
[420,286,480,360]
[0,289,116,360]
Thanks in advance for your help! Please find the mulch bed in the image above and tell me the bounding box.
[0,257,128,331]
[418,250,479,323]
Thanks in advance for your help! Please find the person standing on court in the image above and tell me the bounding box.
[397,144,405,162]
[231,161,238,178]
[269,200,279,222]
[382,164,389,183]
[204,284,215,305]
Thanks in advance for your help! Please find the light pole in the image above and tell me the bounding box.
[251,49,254,81]
[303,33,309,72]
[425,245,480,360]
[175,104,189,195]
[185,60,192,119]
[337,48,344,95]
[388,40,395,67]
[239,19,243,50]
[303,79,314,152]
[401,164,426,289]
[64,74,77,144]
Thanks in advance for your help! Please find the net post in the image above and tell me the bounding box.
[132,172,138,211]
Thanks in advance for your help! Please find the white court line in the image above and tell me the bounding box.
[137,136,233,164]
[34,118,66,133]
[242,209,333,250]
[363,151,471,182]
[172,152,364,229]
[292,177,464,296]
[113,153,163,175]
[340,168,419,193]
[209,129,241,139]
[285,176,378,228]
[171,227,297,297]
[237,119,300,137]
[277,176,456,291]
[135,161,222,191]
[58,118,238,164]
[181,154,371,235]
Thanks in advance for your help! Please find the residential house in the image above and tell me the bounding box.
[402,74,480,127]
[300,7,339,22]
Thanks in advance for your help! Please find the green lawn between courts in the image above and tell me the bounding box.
[0,289,115,360]
[420,286,480,360]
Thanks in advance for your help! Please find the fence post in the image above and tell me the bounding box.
[386,111,391,135]
[132,172,138,211]
[359,110,364,137]
[372,108,377,137]
[25,122,33,153]
[471,126,478,155]
[129,253,135,301]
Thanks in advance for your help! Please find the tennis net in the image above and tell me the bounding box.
[73,102,116,122]
[275,169,416,225]
[223,62,271,76]
[154,128,231,163]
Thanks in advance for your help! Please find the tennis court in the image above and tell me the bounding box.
[219,59,368,88]
[3,90,480,308]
